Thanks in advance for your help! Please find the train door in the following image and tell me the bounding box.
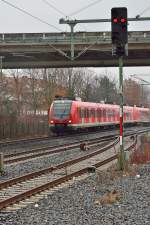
[89,108,93,124]
[133,106,138,121]
[87,108,89,124]
[97,108,100,123]
[114,109,118,123]
[77,107,82,124]
[91,108,95,123]
[100,108,104,123]
[99,108,103,123]
[103,109,106,122]
[84,108,88,124]
[95,108,98,124]
[81,108,84,124]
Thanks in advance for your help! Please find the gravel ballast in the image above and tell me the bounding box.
[0,164,149,225]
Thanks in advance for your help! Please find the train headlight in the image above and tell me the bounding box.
[50,120,54,124]
[68,120,72,123]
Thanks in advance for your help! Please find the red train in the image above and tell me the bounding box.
[48,99,150,134]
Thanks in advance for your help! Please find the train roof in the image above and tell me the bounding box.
[52,99,150,111]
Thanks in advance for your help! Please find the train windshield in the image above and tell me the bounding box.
[53,101,72,118]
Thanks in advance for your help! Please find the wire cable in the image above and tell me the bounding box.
[0,0,63,32]
[136,5,150,18]
[41,0,89,31]
[138,6,150,16]
[41,0,66,17]
[41,0,70,32]
[68,0,104,17]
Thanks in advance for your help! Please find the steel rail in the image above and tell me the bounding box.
[0,134,141,210]
[4,135,117,164]
[0,139,119,190]
[4,127,150,164]
[0,155,117,210]
[0,135,49,147]
[0,129,115,148]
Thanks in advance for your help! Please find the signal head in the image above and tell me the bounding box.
[111,7,128,47]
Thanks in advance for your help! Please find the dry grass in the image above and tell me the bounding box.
[95,164,140,205]
[130,147,150,164]
[96,163,139,186]
[95,190,122,205]
[130,134,150,164]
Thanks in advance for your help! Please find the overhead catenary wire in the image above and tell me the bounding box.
[41,0,66,17]
[41,0,109,59]
[68,0,104,17]
[41,0,69,32]
[138,6,150,16]
[0,0,63,32]
[41,0,87,31]
[136,5,150,18]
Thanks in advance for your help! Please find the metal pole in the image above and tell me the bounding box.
[141,84,143,106]
[70,24,75,60]
[118,56,125,170]
[0,56,5,82]
[0,153,4,174]
[59,16,150,25]
[0,56,3,80]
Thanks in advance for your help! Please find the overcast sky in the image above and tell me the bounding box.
[0,0,150,82]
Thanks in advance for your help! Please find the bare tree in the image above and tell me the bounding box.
[8,69,26,116]
[124,79,141,106]
[24,69,44,115]
[42,68,57,111]
[0,72,8,115]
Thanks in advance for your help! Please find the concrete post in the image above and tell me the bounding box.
[0,153,4,173]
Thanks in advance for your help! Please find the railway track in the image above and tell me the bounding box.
[0,135,49,147]
[3,127,149,165]
[0,125,145,148]
[4,135,116,164]
[0,138,121,210]
[0,128,148,210]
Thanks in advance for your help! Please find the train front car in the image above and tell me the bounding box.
[49,100,73,134]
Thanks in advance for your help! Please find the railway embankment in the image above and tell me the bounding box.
[130,132,150,164]
[0,132,149,225]
[0,163,149,225]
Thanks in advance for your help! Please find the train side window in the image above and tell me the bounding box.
[112,110,114,117]
[77,107,79,117]
[103,109,106,118]
[94,109,96,118]
[91,109,93,117]
[90,109,92,118]
[91,109,95,118]
[77,107,81,118]
[99,109,102,117]
[107,110,110,117]
[80,108,82,118]
[140,111,148,119]
[126,112,131,119]
[109,110,114,117]
[84,108,86,118]
[87,109,89,118]
[109,110,113,117]
[107,110,109,117]
[80,108,84,118]
[101,109,103,117]
[89,109,91,118]
[97,109,100,118]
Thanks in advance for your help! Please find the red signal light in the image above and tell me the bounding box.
[113,18,118,23]
[121,18,126,23]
